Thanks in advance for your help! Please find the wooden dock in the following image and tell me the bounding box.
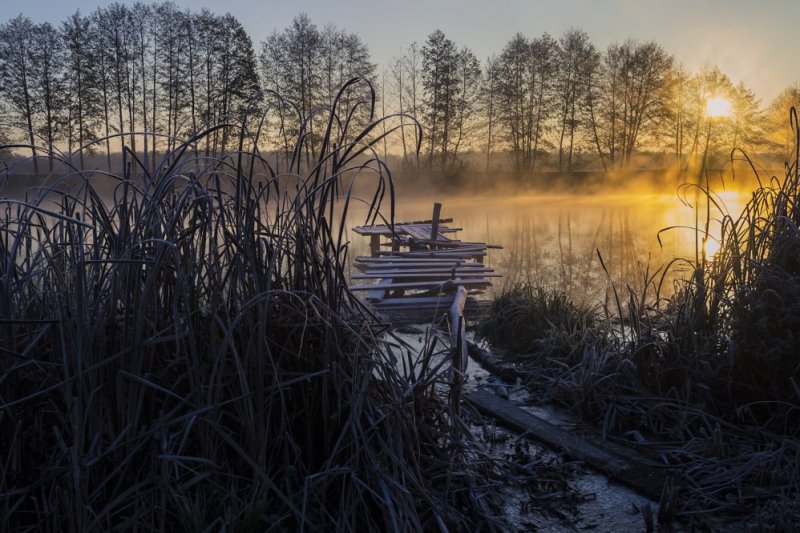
[351,202,502,318]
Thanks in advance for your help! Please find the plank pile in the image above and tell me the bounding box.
[351,203,501,318]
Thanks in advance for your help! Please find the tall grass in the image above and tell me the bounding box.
[480,109,800,528]
[0,80,503,531]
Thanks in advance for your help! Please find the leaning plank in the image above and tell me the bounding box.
[397,225,433,241]
[465,390,672,502]
[351,279,491,292]
[353,223,457,235]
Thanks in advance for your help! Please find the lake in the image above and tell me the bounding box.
[345,190,745,305]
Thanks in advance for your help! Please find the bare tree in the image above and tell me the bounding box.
[0,15,40,172]
[30,22,66,171]
[556,29,598,171]
[449,46,481,166]
[495,33,558,172]
[482,55,498,172]
[63,11,101,166]
[422,30,458,172]
[591,40,674,168]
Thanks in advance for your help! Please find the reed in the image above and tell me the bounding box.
[480,108,800,528]
[0,80,506,531]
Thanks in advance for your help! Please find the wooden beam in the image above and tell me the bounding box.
[374,250,487,258]
[351,279,491,292]
[365,278,393,302]
[430,202,442,242]
[352,271,501,279]
[449,284,468,416]
[465,390,672,502]
[353,223,458,236]
[357,255,469,262]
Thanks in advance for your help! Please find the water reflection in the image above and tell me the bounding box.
[345,192,744,305]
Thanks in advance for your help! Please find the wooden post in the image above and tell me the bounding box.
[449,284,468,416]
[430,202,442,242]
[369,234,380,256]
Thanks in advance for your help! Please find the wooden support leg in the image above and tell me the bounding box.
[430,202,442,242]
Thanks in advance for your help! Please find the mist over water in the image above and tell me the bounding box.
[346,189,745,305]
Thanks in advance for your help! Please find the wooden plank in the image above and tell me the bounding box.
[393,223,452,243]
[375,250,486,259]
[354,266,493,274]
[351,279,491,292]
[402,245,487,252]
[465,390,672,502]
[352,271,501,279]
[410,240,501,249]
[357,259,481,267]
[376,298,488,312]
[405,217,453,225]
[358,261,483,267]
[399,225,431,241]
[430,202,442,241]
[381,245,487,253]
[375,295,457,308]
[449,285,468,415]
[365,278,393,302]
[353,223,457,236]
[357,256,471,263]
[356,265,471,272]
[356,255,468,263]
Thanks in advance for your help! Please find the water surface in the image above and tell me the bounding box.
[346,191,744,305]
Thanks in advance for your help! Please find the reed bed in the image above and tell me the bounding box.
[0,80,510,531]
[479,109,800,529]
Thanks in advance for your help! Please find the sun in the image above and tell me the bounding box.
[706,96,732,118]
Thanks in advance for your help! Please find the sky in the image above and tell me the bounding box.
[10,0,799,104]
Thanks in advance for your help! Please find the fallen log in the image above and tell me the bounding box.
[464,390,673,502]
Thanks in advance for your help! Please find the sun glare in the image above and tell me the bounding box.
[706,96,732,118]
[702,237,721,259]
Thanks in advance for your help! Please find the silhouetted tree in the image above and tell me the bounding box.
[0,15,40,172]
[421,30,459,172]
[63,11,100,166]
[590,40,674,168]
[765,84,800,157]
[30,22,66,171]
[495,33,558,172]
[556,29,598,171]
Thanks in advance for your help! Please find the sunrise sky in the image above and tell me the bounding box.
[12,0,800,103]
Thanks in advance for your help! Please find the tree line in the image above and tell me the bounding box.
[1,7,798,175]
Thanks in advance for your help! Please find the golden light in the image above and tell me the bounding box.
[702,237,721,259]
[706,96,732,118]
